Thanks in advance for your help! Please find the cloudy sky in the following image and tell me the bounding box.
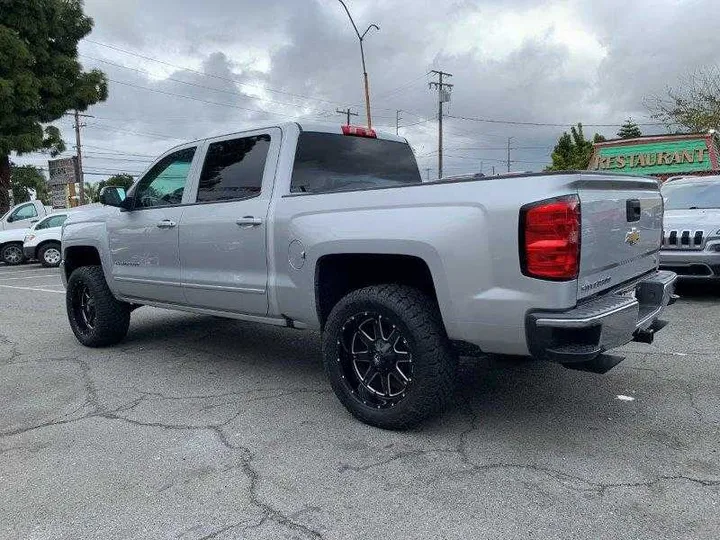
[14,0,720,181]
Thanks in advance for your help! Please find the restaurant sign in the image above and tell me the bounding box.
[588,138,712,176]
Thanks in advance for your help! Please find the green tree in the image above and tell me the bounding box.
[10,164,48,205]
[91,174,135,202]
[645,65,720,132]
[617,118,642,139]
[84,181,99,203]
[0,0,108,214]
[547,124,606,171]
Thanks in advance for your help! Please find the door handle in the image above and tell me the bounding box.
[236,216,263,228]
[156,219,177,229]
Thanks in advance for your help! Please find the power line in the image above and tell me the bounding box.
[82,54,335,114]
[85,121,185,140]
[84,38,404,114]
[447,114,665,128]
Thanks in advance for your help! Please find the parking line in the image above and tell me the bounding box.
[0,268,47,275]
[0,284,64,294]
[0,274,60,281]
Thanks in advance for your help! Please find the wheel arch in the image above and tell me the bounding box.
[63,245,103,281]
[35,239,61,259]
[314,252,445,329]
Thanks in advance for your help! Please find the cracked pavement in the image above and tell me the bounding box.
[1,265,719,539]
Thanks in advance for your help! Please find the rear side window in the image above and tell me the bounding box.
[35,215,67,230]
[196,135,271,202]
[290,132,421,194]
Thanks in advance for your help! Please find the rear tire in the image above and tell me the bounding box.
[1,243,25,265]
[322,285,457,430]
[39,242,62,268]
[66,265,130,347]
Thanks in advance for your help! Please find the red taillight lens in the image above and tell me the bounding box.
[520,195,580,280]
[341,125,377,138]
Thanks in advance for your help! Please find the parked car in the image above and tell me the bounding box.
[0,200,53,231]
[23,212,69,267]
[659,175,720,279]
[60,122,676,429]
[0,226,31,265]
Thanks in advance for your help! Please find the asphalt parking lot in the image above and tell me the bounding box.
[1,264,718,539]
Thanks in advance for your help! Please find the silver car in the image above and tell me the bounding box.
[660,175,720,279]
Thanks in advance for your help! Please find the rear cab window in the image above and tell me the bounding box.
[290,132,421,194]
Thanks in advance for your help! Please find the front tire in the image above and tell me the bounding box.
[66,265,130,347]
[1,243,25,265]
[38,242,62,268]
[322,285,457,430]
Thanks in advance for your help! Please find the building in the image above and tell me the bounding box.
[587,132,720,181]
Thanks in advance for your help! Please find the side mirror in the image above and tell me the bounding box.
[6,215,13,223]
[99,186,128,208]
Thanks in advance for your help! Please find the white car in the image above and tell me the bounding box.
[22,212,69,267]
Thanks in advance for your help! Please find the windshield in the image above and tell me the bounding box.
[290,132,421,194]
[662,182,720,210]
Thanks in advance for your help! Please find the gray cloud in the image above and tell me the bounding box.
[14,0,720,180]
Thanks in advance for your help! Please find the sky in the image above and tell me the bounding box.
[12,0,720,181]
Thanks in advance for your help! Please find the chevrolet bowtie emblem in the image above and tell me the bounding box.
[625,228,641,246]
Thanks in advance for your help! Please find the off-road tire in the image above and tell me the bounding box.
[322,285,457,430]
[1,242,25,265]
[38,242,62,268]
[66,265,130,347]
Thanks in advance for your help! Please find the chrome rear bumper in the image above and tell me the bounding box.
[526,270,677,371]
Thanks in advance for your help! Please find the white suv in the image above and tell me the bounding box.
[23,213,67,267]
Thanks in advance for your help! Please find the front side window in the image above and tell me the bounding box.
[35,215,67,230]
[134,147,196,208]
[11,203,38,221]
[196,135,271,202]
[290,132,421,194]
[662,182,720,210]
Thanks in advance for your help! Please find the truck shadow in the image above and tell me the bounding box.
[121,312,630,428]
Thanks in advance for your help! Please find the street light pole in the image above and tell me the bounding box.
[337,0,379,130]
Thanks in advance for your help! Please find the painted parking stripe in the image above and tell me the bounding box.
[0,274,60,281]
[0,284,64,294]
[0,267,47,275]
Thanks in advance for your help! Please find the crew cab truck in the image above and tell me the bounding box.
[60,122,676,429]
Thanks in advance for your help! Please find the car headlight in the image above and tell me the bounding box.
[24,234,35,243]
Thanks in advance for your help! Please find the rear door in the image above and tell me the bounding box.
[577,175,663,299]
[179,128,280,316]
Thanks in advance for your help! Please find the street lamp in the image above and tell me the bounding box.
[337,0,379,129]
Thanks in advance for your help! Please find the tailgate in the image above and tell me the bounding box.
[577,176,663,299]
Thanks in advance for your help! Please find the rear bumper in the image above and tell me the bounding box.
[659,249,720,279]
[526,270,677,370]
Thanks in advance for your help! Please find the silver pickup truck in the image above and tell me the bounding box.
[61,122,676,429]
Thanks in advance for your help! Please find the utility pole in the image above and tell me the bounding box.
[506,136,514,173]
[336,107,358,125]
[429,70,453,179]
[395,110,402,135]
[65,110,94,205]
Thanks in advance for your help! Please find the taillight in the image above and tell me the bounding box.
[520,195,580,280]
[341,125,377,138]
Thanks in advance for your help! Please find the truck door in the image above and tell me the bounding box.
[106,145,200,304]
[179,128,281,316]
[2,202,40,230]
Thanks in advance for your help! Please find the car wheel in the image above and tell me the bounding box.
[1,243,25,265]
[322,285,457,430]
[38,242,62,268]
[66,265,130,347]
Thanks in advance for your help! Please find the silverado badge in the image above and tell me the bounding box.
[625,228,641,246]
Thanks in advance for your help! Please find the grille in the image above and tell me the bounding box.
[662,229,705,250]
